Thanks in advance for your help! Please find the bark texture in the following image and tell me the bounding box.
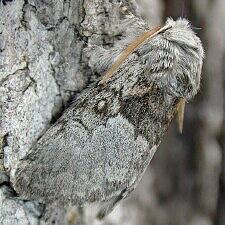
[0,0,224,225]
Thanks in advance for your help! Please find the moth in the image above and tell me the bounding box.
[13,18,204,219]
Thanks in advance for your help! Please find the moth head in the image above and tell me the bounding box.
[163,18,202,49]
[145,17,205,101]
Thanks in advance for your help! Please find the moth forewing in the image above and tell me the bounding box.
[177,98,186,133]
[12,18,204,219]
[99,24,172,85]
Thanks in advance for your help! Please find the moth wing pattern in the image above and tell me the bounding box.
[14,90,157,207]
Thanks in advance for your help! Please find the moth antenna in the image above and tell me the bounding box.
[177,98,186,134]
[99,25,172,85]
[192,26,202,30]
[181,0,185,18]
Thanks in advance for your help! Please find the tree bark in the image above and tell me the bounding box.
[0,0,164,224]
[0,0,224,225]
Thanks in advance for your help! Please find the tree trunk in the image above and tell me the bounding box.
[0,0,224,225]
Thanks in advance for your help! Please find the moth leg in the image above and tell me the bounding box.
[176,98,186,133]
[97,188,128,220]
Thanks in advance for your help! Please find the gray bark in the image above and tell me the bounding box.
[0,0,165,224]
[0,1,224,225]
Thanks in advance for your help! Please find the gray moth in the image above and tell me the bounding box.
[12,18,204,218]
